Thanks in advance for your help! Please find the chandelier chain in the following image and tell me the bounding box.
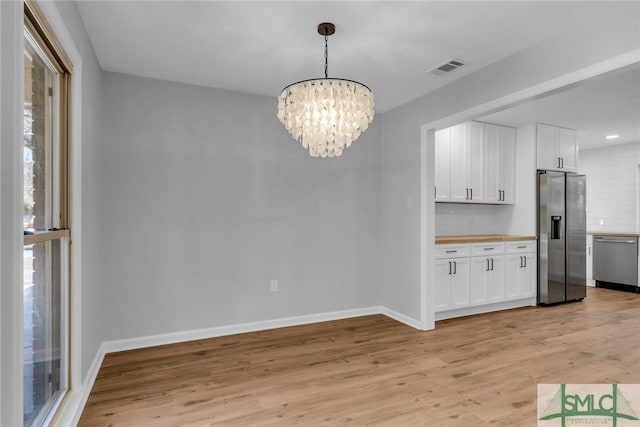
[324,34,329,78]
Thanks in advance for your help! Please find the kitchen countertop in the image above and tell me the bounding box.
[435,234,537,244]
[588,231,640,237]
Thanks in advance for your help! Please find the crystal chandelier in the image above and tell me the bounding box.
[277,23,375,158]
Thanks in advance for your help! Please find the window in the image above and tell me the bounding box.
[23,2,71,425]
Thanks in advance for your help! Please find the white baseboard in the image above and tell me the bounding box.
[102,306,383,353]
[54,305,421,426]
[54,342,105,427]
[380,306,423,330]
[434,298,537,321]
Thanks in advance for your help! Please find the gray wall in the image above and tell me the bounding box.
[96,72,382,342]
[380,6,640,320]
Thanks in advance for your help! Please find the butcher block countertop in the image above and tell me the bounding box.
[436,234,537,244]
[588,231,640,237]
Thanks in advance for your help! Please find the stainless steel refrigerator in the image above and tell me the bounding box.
[538,171,587,304]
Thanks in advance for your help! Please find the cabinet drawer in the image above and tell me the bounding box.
[506,240,537,253]
[470,242,505,256]
[435,244,469,259]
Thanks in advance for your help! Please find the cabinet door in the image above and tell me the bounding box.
[484,123,501,204]
[520,254,536,298]
[450,258,470,309]
[505,254,522,299]
[434,128,451,201]
[537,124,559,170]
[467,122,485,202]
[488,256,506,302]
[434,259,452,312]
[450,124,469,202]
[469,256,489,306]
[557,127,578,172]
[500,126,516,204]
[586,235,594,286]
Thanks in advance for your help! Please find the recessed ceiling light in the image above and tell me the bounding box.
[605,134,619,140]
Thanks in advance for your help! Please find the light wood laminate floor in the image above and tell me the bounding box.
[78,287,640,426]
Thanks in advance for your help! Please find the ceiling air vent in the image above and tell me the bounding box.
[429,58,466,76]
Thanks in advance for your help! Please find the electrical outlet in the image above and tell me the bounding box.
[270,280,278,292]
[599,218,606,226]
[407,196,414,209]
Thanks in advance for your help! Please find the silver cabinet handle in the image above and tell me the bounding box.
[557,157,562,168]
[524,256,527,268]
[453,261,457,275]
[445,250,458,253]
[486,259,490,271]
[490,258,494,271]
[561,158,564,169]
[449,261,452,275]
[517,245,527,249]
[465,188,469,200]
[483,247,494,251]
[519,256,523,268]
[470,188,473,200]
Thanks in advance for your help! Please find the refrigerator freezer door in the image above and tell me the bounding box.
[538,171,567,304]
[566,174,587,300]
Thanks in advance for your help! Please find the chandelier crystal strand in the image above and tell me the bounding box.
[277,23,375,158]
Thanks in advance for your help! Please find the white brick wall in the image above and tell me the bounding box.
[579,142,640,232]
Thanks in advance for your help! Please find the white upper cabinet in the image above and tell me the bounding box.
[557,127,578,171]
[468,122,485,202]
[536,123,578,172]
[499,126,516,204]
[450,123,472,202]
[434,128,451,201]
[435,121,515,205]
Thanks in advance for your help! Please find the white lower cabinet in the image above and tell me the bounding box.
[488,256,506,302]
[435,240,536,316]
[434,257,470,311]
[586,235,594,286]
[505,253,536,299]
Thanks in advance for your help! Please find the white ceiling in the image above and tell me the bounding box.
[479,65,640,151]
[75,1,634,113]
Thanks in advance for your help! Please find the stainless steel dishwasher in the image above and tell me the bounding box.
[593,235,639,287]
